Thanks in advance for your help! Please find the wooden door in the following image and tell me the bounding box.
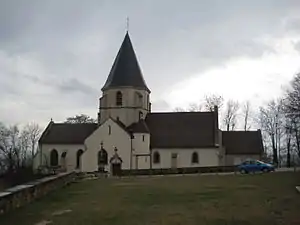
[112,163,121,176]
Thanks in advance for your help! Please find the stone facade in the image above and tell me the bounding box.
[0,172,75,215]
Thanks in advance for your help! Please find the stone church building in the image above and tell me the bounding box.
[37,32,263,175]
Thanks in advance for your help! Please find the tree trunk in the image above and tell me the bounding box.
[286,135,291,168]
[271,134,278,165]
[294,127,300,159]
[31,141,35,167]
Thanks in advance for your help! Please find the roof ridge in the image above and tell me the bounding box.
[222,130,259,133]
[38,120,54,143]
[147,111,213,115]
[53,123,97,125]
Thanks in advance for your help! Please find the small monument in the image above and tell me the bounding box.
[98,141,108,173]
[110,147,123,176]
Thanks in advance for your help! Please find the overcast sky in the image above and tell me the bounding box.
[1,0,300,128]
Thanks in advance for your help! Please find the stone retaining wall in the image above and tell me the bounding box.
[0,171,76,215]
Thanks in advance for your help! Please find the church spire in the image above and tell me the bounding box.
[101,33,150,92]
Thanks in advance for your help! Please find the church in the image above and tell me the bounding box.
[36,32,264,175]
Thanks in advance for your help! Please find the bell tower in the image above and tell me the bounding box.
[98,32,151,127]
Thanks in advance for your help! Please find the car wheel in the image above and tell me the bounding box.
[240,169,247,174]
[262,168,269,173]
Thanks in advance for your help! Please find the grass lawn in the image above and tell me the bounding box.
[0,172,299,225]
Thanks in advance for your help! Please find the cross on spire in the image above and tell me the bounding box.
[126,17,129,32]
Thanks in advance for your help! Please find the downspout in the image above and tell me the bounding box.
[150,147,152,170]
[130,132,133,175]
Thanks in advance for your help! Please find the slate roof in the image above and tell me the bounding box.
[112,118,131,135]
[222,130,264,155]
[39,115,264,156]
[101,32,150,92]
[145,112,216,148]
[39,122,97,144]
[127,120,150,133]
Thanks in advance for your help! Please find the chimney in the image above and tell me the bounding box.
[214,105,219,146]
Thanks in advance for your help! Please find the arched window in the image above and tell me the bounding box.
[108,125,111,135]
[146,95,149,109]
[191,152,199,164]
[153,151,160,164]
[139,111,143,120]
[116,91,122,106]
[50,149,58,166]
[98,149,108,165]
[76,149,84,169]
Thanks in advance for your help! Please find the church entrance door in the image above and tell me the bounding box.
[112,163,122,176]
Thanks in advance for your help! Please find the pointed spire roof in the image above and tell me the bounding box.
[102,32,150,92]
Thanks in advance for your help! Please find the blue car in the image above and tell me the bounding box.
[237,159,275,174]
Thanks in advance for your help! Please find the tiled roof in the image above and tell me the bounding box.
[222,130,264,155]
[127,120,150,133]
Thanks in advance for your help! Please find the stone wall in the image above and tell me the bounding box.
[0,171,76,215]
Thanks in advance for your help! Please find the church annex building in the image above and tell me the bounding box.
[36,32,264,175]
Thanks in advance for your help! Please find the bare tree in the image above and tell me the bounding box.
[65,114,96,124]
[258,99,284,165]
[0,122,41,172]
[173,107,186,112]
[174,102,203,112]
[284,117,293,167]
[187,103,202,112]
[24,122,41,162]
[10,125,21,168]
[19,128,30,166]
[242,101,252,131]
[203,94,224,112]
[285,73,300,115]
[291,118,300,160]
[284,72,300,161]
[223,100,239,131]
[0,124,20,171]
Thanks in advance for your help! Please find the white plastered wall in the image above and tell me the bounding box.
[225,154,261,166]
[81,118,132,172]
[151,148,220,169]
[99,88,150,126]
[132,133,150,169]
[38,144,85,172]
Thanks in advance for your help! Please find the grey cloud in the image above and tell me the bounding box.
[151,99,171,112]
[294,41,300,53]
[283,17,300,33]
[1,0,300,125]
[56,78,98,96]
